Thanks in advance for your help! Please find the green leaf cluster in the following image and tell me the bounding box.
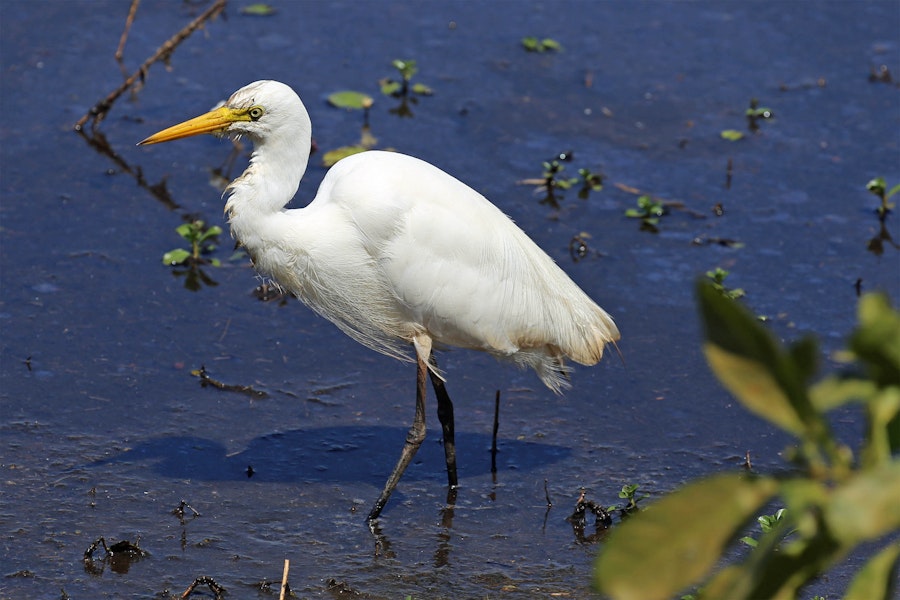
[594,283,900,600]
[607,483,649,515]
[705,267,745,300]
[380,59,433,97]
[866,176,899,217]
[163,220,222,267]
[745,105,773,119]
[624,195,666,226]
[542,159,579,191]
[577,168,603,199]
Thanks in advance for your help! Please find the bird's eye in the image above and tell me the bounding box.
[248,106,264,121]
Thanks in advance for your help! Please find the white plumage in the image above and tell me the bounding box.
[140,80,619,519]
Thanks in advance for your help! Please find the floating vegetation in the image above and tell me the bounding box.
[327,90,374,110]
[521,37,563,53]
[624,195,667,232]
[866,176,898,218]
[720,129,744,141]
[162,220,222,267]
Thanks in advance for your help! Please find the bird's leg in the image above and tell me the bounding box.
[366,355,429,521]
[429,356,458,489]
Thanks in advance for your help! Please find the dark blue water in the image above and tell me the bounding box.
[1,1,898,598]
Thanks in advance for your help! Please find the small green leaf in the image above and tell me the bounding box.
[411,82,433,96]
[521,37,540,52]
[391,59,417,81]
[698,281,820,436]
[198,226,222,243]
[824,462,900,545]
[327,91,374,110]
[240,3,276,16]
[704,345,805,435]
[746,106,773,119]
[521,36,562,52]
[163,249,190,266]
[850,293,900,388]
[867,177,887,195]
[541,38,562,52]
[175,222,195,240]
[380,80,402,96]
[809,376,878,412]
[721,129,744,141]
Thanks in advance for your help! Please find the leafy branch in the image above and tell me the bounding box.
[594,283,900,600]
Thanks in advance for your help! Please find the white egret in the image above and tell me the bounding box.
[139,80,619,520]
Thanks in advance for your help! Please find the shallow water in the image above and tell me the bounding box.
[1,1,898,598]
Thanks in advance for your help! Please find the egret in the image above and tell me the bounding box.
[139,80,619,521]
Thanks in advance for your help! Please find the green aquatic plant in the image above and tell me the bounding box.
[163,220,222,267]
[745,102,773,120]
[624,195,667,231]
[380,59,433,97]
[577,167,603,199]
[321,124,378,168]
[705,267,745,300]
[866,176,899,218]
[740,508,788,548]
[542,157,579,191]
[720,129,744,141]
[746,98,774,133]
[607,483,649,517]
[594,283,900,600]
[521,154,604,207]
[379,59,433,118]
[324,91,377,166]
[327,90,374,111]
[521,37,562,53]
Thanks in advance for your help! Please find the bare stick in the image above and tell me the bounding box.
[490,390,500,473]
[74,0,226,132]
[279,559,290,600]
[115,0,141,71]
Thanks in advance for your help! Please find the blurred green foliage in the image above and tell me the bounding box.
[594,282,900,600]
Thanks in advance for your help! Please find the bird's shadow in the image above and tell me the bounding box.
[89,426,571,487]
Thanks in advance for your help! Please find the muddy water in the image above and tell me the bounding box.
[1,1,898,598]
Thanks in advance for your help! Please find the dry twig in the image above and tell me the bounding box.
[74,0,226,132]
[279,559,290,600]
[115,0,141,73]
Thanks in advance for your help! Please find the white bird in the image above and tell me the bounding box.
[139,80,619,520]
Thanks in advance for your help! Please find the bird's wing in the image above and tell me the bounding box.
[320,151,618,370]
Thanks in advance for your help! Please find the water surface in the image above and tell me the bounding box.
[1,1,898,598]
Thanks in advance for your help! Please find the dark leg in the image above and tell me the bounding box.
[429,357,457,488]
[367,356,428,521]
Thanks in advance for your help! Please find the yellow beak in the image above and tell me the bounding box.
[138,106,248,146]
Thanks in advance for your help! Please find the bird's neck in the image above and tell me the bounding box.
[224,127,310,252]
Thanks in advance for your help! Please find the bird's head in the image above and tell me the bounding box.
[138,80,310,147]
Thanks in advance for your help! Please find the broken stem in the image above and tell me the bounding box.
[279,559,290,600]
